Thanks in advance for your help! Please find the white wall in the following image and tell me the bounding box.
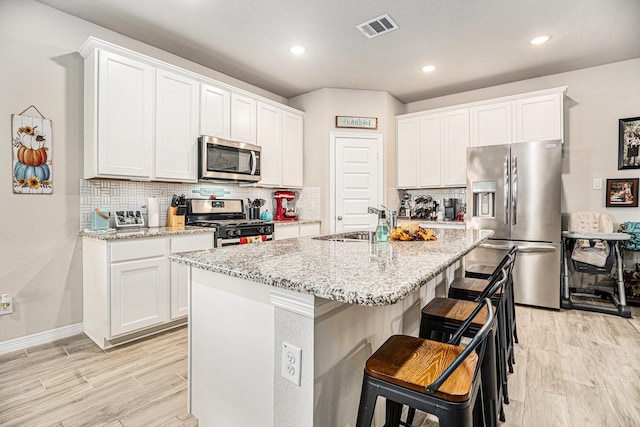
[289,88,404,233]
[0,0,289,343]
[404,58,640,226]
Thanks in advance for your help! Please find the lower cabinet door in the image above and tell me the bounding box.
[171,264,190,319]
[110,257,169,336]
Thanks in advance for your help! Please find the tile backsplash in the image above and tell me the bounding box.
[80,179,320,229]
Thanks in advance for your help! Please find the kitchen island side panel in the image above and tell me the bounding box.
[189,260,460,426]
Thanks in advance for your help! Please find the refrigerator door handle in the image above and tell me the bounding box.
[479,242,558,253]
[512,156,517,225]
[504,156,509,225]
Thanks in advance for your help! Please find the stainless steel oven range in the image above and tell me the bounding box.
[186,198,274,247]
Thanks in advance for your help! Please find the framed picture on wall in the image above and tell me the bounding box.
[606,178,639,207]
[618,116,640,169]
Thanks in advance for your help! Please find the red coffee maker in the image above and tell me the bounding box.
[273,191,298,221]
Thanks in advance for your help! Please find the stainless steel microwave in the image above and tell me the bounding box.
[198,136,261,182]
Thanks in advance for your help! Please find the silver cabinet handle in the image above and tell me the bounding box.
[512,156,517,225]
[503,156,509,225]
[337,216,343,221]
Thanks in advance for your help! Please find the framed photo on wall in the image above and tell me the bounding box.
[618,116,640,170]
[606,178,639,207]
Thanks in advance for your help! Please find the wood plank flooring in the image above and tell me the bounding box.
[1,301,639,426]
[0,327,196,427]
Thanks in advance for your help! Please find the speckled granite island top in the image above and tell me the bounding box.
[170,228,493,306]
[79,226,215,241]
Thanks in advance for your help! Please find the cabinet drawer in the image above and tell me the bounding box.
[171,233,214,253]
[299,223,320,237]
[111,238,167,262]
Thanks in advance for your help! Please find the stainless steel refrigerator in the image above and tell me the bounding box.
[466,140,562,309]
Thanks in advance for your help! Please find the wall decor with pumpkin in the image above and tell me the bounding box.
[12,107,52,194]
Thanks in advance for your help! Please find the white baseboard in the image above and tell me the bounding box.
[0,323,84,355]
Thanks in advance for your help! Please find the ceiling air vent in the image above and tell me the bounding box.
[357,14,398,39]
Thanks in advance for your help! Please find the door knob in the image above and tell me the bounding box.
[337,216,343,221]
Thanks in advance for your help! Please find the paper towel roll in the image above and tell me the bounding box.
[148,197,160,227]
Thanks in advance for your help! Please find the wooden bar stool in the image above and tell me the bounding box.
[415,271,508,425]
[465,249,519,347]
[355,298,496,427]
[457,248,518,367]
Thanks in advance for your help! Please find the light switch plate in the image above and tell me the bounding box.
[593,178,602,190]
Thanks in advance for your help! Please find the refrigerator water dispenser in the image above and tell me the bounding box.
[472,181,496,218]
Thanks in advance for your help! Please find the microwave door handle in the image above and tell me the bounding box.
[250,151,257,175]
[512,156,517,225]
[504,156,509,225]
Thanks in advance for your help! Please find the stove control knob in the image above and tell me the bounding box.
[226,229,234,237]
[258,227,265,234]
[235,229,243,236]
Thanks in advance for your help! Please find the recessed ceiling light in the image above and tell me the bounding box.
[289,46,306,55]
[529,35,551,45]
[421,65,437,73]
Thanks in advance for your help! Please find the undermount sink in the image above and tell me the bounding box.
[313,231,376,242]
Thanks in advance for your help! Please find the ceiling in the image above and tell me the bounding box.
[37,0,640,103]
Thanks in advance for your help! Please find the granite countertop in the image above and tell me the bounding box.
[79,226,216,241]
[273,219,321,227]
[170,228,493,306]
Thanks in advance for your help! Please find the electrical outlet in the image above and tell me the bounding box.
[281,342,302,386]
[0,294,13,315]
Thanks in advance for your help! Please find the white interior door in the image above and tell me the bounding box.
[332,133,383,233]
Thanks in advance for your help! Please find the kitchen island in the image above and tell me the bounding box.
[170,228,492,427]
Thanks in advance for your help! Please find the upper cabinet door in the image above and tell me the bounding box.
[514,92,562,142]
[230,93,257,144]
[396,117,418,188]
[200,84,230,139]
[97,50,154,178]
[256,102,282,186]
[470,101,513,146]
[442,109,470,186]
[282,111,304,188]
[418,114,442,187]
[155,69,199,182]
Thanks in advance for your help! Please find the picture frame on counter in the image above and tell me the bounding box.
[618,116,640,170]
[606,178,638,208]
[335,116,378,129]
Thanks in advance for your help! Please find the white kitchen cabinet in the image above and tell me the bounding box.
[274,222,320,240]
[417,114,442,187]
[231,93,257,144]
[442,109,470,186]
[470,101,512,147]
[396,117,419,188]
[299,222,321,237]
[169,234,215,320]
[396,111,466,188]
[514,92,563,142]
[257,102,282,186]
[82,231,214,349]
[110,256,169,336]
[282,111,304,188]
[155,69,199,182]
[256,102,304,188]
[200,83,231,139]
[89,49,155,179]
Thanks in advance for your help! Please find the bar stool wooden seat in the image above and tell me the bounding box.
[355,298,496,427]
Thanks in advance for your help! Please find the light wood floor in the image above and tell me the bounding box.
[0,327,196,427]
[2,301,639,426]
